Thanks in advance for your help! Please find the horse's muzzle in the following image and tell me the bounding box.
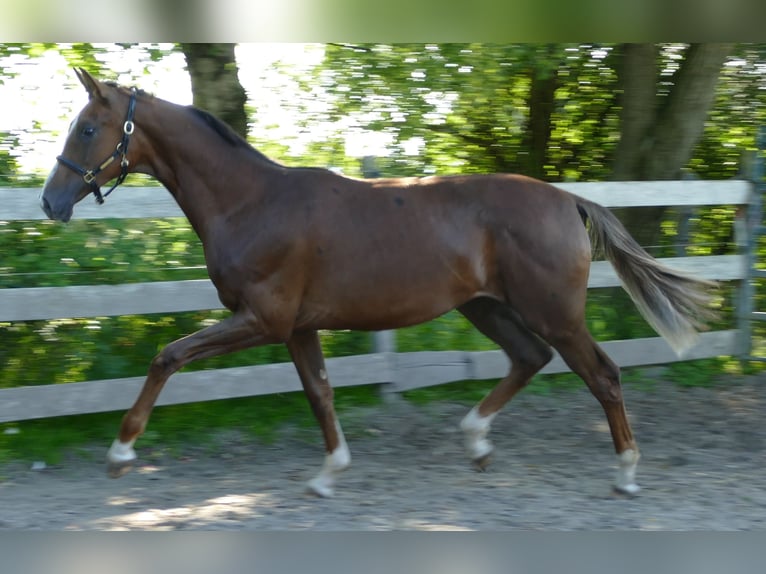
[40,195,73,222]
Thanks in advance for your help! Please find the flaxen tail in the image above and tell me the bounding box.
[575,196,718,355]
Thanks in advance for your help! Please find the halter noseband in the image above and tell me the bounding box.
[56,88,137,205]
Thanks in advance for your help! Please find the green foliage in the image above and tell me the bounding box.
[1,43,181,183]
[314,44,623,180]
[0,217,206,289]
[397,311,496,352]
[665,358,728,388]
[0,132,20,185]
[315,43,766,184]
[692,45,766,180]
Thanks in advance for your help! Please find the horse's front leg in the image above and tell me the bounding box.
[286,330,350,497]
[107,310,275,477]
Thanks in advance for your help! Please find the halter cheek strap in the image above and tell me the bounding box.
[56,88,137,205]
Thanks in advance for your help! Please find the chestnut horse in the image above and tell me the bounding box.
[41,69,714,497]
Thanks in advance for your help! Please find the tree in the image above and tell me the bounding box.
[180,43,248,139]
[610,44,734,245]
[314,43,623,179]
[613,43,734,181]
[317,44,735,181]
[315,43,739,246]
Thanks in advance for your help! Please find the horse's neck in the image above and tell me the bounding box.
[139,103,275,239]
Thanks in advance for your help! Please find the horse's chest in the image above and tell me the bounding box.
[203,237,285,293]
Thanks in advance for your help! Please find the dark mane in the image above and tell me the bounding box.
[188,107,247,148]
[187,107,285,168]
[108,79,285,169]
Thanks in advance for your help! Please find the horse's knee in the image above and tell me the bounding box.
[149,344,182,378]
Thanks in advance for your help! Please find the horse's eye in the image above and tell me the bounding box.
[80,126,96,138]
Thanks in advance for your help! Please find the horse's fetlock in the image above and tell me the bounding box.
[120,409,147,439]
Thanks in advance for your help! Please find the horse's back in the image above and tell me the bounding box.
[281,171,591,329]
[299,169,591,289]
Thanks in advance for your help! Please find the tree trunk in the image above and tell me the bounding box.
[612,43,734,249]
[612,44,659,181]
[521,51,558,180]
[645,43,734,180]
[180,43,249,139]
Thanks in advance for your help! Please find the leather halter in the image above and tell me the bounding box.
[56,88,137,204]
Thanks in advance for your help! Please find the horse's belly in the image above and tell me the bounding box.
[297,272,484,331]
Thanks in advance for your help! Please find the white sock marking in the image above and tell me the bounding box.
[615,448,640,494]
[460,406,497,461]
[107,438,137,464]
[306,421,351,498]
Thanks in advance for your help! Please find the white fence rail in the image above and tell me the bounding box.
[0,180,753,423]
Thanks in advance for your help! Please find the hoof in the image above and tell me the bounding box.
[612,483,641,498]
[461,407,496,468]
[614,449,640,497]
[106,438,136,478]
[304,441,350,498]
[306,478,334,498]
[472,454,492,472]
[107,459,135,479]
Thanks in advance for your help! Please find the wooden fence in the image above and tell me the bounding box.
[0,180,754,423]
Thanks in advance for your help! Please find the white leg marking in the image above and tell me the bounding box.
[306,421,351,498]
[460,406,497,461]
[614,448,640,494]
[107,438,137,464]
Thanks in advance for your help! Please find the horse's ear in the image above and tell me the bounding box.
[74,67,107,102]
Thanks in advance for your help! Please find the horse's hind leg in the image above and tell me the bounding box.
[286,330,350,498]
[457,298,553,469]
[549,325,640,495]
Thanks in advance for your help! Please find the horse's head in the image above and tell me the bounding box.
[41,68,137,222]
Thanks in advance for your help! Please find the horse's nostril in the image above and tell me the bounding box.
[41,196,52,218]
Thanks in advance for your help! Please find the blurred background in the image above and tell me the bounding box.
[0,43,764,453]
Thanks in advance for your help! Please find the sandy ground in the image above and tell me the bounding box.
[1,374,765,530]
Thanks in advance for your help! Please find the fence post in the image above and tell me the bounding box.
[675,171,699,257]
[738,129,766,359]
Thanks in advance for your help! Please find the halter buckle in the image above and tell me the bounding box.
[83,171,96,184]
